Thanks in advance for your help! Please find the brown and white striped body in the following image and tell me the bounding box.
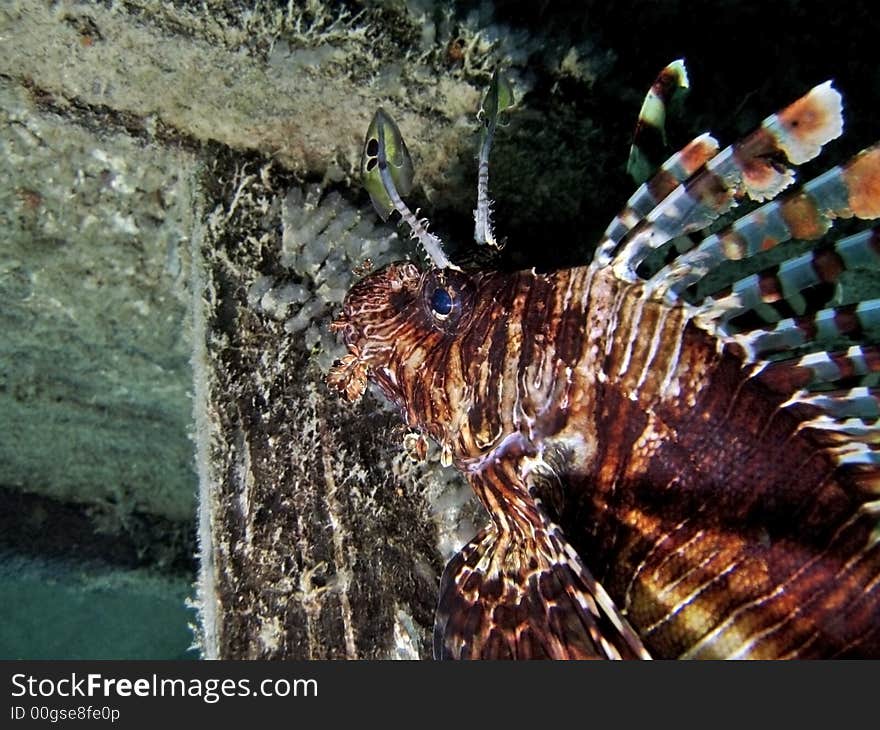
[328,77,880,659]
[331,260,880,658]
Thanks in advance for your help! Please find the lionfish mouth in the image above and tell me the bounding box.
[328,312,350,338]
[325,341,369,403]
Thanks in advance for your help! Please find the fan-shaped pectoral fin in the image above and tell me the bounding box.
[433,461,650,660]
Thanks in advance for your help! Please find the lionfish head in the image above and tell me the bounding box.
[327,262,478,413]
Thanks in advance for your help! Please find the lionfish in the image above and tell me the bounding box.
[327,63,880,659]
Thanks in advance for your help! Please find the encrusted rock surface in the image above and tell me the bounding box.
[192,158,478,658]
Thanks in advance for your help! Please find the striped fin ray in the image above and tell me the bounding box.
[434,462,650,660]
[739,301,880,501]
[756,346,880,393]
[732,299,880,359]
[753,347,880,458]
[433,525,650,659]
[596,133,719,264]
[703,227,880,325]
[791,386,880,422]
[649,146,880,301]
[781,385,880,484]
[601,81,844,280]
[626,59,691,186]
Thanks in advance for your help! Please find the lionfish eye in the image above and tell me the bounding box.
[420,269,474,333]
[430,287,454,317]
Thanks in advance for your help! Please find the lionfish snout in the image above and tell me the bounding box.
[326,261,422,403]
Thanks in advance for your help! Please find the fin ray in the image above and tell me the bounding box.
[434,489,650,660]
[598,81,844,279]
[650,147,880,300]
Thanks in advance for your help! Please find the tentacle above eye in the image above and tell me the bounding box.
[361,108,458,270]
[474,70,515,249]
